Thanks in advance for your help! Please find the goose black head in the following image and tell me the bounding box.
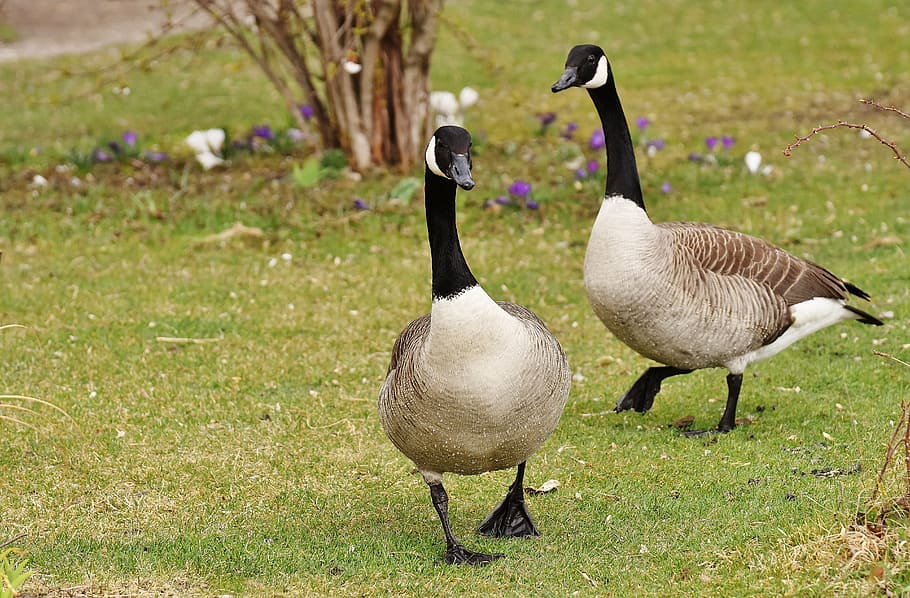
[551,44,610,92]
[425,125,475,190]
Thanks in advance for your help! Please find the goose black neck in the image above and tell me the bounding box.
[425,170,477,300]
[588,79,645,211]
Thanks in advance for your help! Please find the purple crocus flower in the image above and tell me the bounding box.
[705,136,718,152]
[587,159,599,173]
[144,151,167,162]
[537,112,557,127]
[253,125,275,140]
[645,138,666,151]
[508,180,531,199]
[107,141,123,154]
[560,122,578,140]
[494,195,510,205]
[353,198,369,210]
[287,128,305,143]
[92,148,112,162]
[123,131,138,146]
[526,200,540,210]
[589,129,605,150]
[661,181,672,194]
[574,168,587,180]
[299,104,315,120]
[635,117,650,131]
[721,135,735,150]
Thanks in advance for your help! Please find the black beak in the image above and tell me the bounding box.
[551,67,578,93]
[449,154,474,190]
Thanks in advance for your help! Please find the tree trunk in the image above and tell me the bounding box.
[190,0,443,172]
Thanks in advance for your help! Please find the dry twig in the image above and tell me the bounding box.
[0,534,27,551]
[784,99,910,170]
[155,335,224,344]
[869,352,910,504]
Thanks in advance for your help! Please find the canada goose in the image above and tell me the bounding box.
[551,44,883,434]
[379,126,571,564]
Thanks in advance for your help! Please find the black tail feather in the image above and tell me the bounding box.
[845,304,884,326]
[844,281,872,301]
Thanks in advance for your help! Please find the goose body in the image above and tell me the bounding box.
[381,290,567,478]
[553,45,882,433]
[379,126,570,564]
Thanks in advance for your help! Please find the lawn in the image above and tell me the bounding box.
[1,0,909,596]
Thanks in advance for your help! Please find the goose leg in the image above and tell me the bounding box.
[683,372,743,436]
[615,366,692,413]
[716,373,743,433]
[429,482,503,565]
[477,461,539,538]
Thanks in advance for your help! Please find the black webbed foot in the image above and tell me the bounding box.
[681,373,744,436]
[615,366,692,413]
[477,461,539,538]
[429,480,508,565]
[477,491,539,538]
[443,545,504,566]
[681,426,732,438]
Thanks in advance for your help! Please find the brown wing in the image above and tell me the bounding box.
[497,301,571,367]
[385,313,431,375]
[659,222,854,306]
[496,301,549,328]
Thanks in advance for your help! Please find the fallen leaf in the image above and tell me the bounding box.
[810,463,862,478]
[199,222,265,245]
[862,234,902,250]
[672,415,695,429]
[580,571,598,587]
[526,479,560,495]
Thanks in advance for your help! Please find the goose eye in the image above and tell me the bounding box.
[587,54,597,63]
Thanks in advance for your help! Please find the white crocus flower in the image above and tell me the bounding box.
[343,60,362,74]
[186,128,227,169]
[204,128,225,154]
[185,130,211,155]
[744,150,762,174]
[430,91,459,117]
[458,86,479,109]
[195,151,225,170]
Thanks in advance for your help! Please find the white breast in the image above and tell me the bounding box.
[423,286,529,405]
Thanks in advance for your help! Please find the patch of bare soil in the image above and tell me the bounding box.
[0,0,215,62]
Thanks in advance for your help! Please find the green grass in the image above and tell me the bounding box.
[1,0,910,595]
[0,23,17,45]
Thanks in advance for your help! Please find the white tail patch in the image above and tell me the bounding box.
[728,297,858,373]
[581,56,610,89]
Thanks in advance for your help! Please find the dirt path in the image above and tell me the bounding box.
[0,0,216,62]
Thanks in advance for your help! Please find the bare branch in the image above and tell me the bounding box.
[862,98,910,120]
[0,534,28,551]
[784,99,910,170]
[871,400,908,505]
[784,121,910,170]
[874,350,910,369]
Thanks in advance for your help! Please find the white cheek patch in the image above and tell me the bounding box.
[425,137,447,178]
[581,55,610,88]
